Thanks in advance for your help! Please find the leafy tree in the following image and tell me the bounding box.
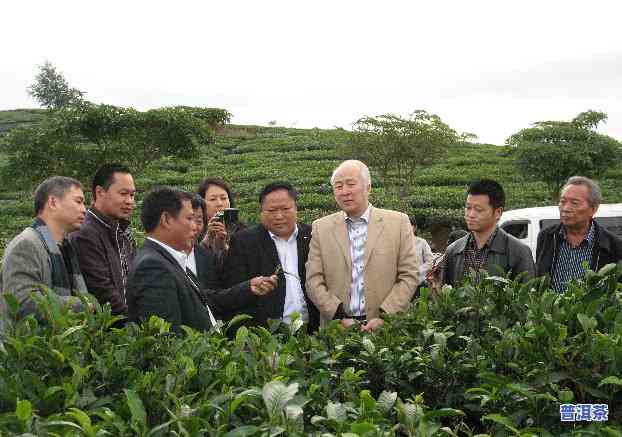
[27,61,84,110]
[507,111,621,200]
[0,102,229,187]
[345,110,462,199]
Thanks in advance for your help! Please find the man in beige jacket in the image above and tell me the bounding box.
[306,160,419,332]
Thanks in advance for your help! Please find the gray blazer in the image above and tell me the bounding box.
[1,228,84,322]
[442,228,535,286]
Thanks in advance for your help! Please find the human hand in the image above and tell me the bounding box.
[361,317,384,332]
[341,318,358,329]
[207,218,228,250]
[250,275,278,296]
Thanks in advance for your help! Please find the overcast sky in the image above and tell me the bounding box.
[2,0,621,144]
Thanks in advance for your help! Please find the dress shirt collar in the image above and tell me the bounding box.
[269,224,299,243]
[147,237,189,271]
[466,227,499,252]
[559,220,596,246]
[344,203,372,224]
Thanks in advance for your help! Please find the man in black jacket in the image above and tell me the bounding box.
[70,164,137,317]
[224,182,320,333]
[536,176,622,292]
[442,179,534,286]
[127,187,277,333]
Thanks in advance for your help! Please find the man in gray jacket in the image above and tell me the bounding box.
[442,179,535,286]
[1,176,89,327]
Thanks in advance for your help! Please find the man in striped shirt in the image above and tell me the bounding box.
[536,176,622,292]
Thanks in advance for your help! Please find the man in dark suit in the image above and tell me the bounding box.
[224,182,320,333]
[127,187,277,333]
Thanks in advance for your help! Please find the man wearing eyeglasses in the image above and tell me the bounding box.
[224,181,319,333]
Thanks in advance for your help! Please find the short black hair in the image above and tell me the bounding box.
[189,193,205,211]
[141,187,188,233]
[259,181,298,206]
[34,176,83,215]
[467,179,505,210]
[92,163,131,201]
[409,216,417,227]
[197,177,235,207]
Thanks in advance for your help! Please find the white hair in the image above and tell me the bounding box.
[330,160,371,187]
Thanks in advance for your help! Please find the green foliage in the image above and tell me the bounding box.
[346,110,462,200]
[0,109,46,136]
[1,266,622,435]
[2,121,622,257]
[0,102,229,188]
[27,61,84,110]
[507,110,622,200]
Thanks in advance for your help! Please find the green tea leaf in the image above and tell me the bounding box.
[223,425,261,437]
[326,402,347,423]
[262,381,298,418]
[482,414,519,434]
[577,313,597,332]
[599,376,622,387]
[124,389,147,426]
[377,391,397,414]
[350,421,376,434]
[15,399,32,422]
[361,337,375,354]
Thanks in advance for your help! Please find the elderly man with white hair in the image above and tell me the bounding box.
[305,160,419,331]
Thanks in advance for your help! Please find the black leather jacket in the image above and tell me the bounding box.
[536,221,622,278]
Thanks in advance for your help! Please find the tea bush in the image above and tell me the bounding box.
[1,265,621,436]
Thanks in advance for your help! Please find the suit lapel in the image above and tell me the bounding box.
[332,214,352,271]
[145,239,200,293]
[363,208,385,267]
[296,224,311,281]
[259,225,281,273]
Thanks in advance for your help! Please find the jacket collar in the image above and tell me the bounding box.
[554,220,610,252]
[88,207,131,231]
[454,227,506,254]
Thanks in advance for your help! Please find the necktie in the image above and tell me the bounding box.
[185,268,219,330]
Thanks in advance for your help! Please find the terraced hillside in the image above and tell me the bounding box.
[0,108,45,135]
[2,120,622,256]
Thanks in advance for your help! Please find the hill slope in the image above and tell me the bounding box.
[2,110,622,255]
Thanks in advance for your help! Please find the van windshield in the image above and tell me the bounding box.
[540,217,622,237]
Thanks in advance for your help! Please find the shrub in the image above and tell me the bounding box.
[1,265,621,435]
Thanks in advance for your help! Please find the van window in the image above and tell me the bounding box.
[501,221,529,239]
[540,217,622,237]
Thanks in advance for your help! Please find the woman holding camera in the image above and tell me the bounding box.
[197,177,245,258]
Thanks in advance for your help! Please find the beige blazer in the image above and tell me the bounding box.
[305,206,420,324]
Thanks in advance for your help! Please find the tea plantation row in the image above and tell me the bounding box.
[2,124,622,256]
[1,266,621,435]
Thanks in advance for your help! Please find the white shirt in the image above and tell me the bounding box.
[414,236,434,281]
[269,225,309,324]
[345,204,372,316]
[146,237,217,328]
[187,247,198,277]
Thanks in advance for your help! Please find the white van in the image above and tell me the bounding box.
[499,204,622,260]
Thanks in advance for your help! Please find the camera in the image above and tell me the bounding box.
[213,210,225,222]
[223,208,239,228]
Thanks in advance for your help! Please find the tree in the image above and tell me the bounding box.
[27,61,84,110]
[344,110,462,199]
[0,103,230,187]
[507,110,621,200]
